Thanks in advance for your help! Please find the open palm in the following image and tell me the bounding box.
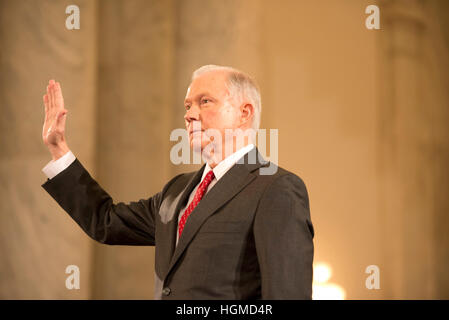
[42,80,69,160]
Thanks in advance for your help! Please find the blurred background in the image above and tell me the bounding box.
[0,0,448,299]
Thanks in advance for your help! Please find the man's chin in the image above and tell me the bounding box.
[189,139,208,153]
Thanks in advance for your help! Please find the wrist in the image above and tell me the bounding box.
[48,143,70,161]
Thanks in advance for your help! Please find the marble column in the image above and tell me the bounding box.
[0,0,97,298]
[378,0,449,299]
[91,0,175,299]
[421,0,449,299]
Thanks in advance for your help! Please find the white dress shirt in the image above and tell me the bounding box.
[41,143,256,246]
[175,143,255,245]
[42,151,76,179]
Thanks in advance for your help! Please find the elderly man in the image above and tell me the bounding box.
[41,65,314,299]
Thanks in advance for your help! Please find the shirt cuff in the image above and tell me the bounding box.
[42,151,76,179]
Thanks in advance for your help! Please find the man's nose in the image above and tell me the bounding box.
[184,104,200,123]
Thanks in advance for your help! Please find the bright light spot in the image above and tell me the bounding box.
[313,262,332,283]
[313,283,346,300]
[312,262,346,300]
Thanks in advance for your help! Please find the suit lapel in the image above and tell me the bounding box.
[159,165,205,278]
[165,148,269,278]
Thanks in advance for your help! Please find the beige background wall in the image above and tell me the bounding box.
[0,0,448,299]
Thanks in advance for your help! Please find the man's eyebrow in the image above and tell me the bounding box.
[185,92,214,104]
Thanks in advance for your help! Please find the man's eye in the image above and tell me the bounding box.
[201,99,210,104]
[185,105,191,110]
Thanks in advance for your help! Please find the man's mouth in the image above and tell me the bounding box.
[189,129,203,135]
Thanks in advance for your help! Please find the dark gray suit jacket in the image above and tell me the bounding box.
[42,148,314,299]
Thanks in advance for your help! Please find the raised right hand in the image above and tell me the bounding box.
[42,80,70,161]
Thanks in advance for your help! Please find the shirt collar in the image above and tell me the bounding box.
[201,144,255,182]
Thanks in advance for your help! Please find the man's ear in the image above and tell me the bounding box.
[240,103,254,126]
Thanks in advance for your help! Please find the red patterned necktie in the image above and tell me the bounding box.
[178,170,215,238]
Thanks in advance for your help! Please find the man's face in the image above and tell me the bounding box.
[184,70,241,152]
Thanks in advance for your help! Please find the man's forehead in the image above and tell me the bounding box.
[185,71,229,99]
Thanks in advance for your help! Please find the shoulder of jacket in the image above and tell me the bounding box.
[254,164,307,193]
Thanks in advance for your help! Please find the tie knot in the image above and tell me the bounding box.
[204,170,215,185]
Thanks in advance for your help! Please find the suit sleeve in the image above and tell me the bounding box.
[42,159,167,246]
[253,173,314,299]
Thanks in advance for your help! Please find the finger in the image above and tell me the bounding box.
[49,82,56,113]
[43,94,49,117]
[54,82,64,108]
[47,84,53,108]
[46,85,51,106]
[48,80,55,108]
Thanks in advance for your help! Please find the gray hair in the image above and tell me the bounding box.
[192,65,262,130]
